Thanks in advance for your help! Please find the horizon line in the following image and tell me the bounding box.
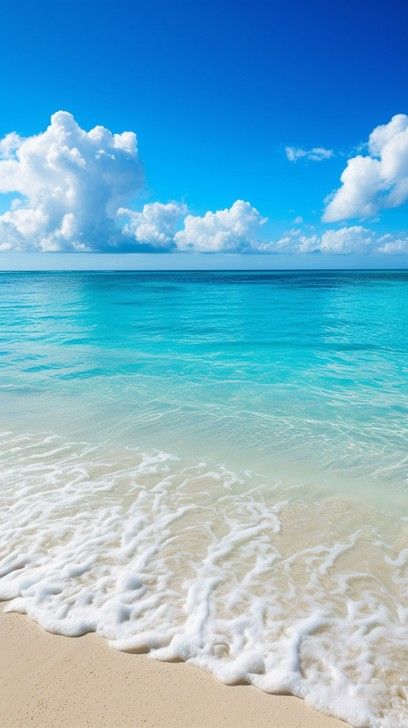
[1,267,408,273]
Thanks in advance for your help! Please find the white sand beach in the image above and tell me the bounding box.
[0,609,348,728]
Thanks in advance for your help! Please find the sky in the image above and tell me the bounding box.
[0,0,407,269]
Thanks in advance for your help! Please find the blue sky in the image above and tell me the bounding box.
[0,0,407,268]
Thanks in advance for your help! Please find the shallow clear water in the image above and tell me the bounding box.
[0,270,407,726]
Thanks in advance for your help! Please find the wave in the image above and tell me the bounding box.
[0,430,407,727]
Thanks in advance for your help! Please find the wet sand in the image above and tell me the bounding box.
[0,609,348,728]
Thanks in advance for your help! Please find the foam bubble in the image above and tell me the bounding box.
[0,431,407,727]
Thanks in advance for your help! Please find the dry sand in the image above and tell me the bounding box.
[0,609,348,728]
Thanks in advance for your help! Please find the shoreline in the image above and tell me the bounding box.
[0,609,348,728]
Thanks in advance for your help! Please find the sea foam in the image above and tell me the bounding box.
[0,430,407,728]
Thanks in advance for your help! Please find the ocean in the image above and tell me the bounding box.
[0,270,407,727]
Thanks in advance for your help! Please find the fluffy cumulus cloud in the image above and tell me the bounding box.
[296,226,374,254]
[0,110,407,256]
[119,199,266,252]
[285,146,334,162]
[266,225,408,255]
[324,114,408,222]
[0,112,267,254]
[174,200,266,252]
[0,111,143,251]
[118,202,187,248]
[375,234,408,255]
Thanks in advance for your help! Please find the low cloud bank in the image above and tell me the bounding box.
[0,111,406,255]
[268,225,408,255]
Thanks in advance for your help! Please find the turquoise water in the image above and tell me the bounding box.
[2,270,408,490]
[0,271,407,726]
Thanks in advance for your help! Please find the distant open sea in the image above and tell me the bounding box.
[0,270,407,727]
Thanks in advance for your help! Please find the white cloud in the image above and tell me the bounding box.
[0,111,143,251]
[324,114,408,222]
[376,234,408,255]
[0,114,267,254]
[0,111,406,258]
[119,199,268,252]
[174,200,266,252]
[0,132,21,159]
[118,202,187,248]
[297,226,374,254]
[285,146,334,162]
[266,225,408,256]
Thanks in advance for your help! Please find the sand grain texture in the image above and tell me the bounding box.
[0,611,349,728]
